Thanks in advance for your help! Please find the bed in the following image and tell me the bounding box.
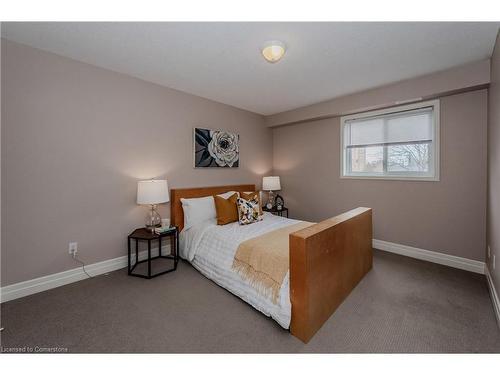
[171,184,373,343]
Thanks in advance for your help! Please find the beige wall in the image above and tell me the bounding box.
[273,89,487,261]
[266,59,490,127]
[1,39,272,286]
[488,32,500,292]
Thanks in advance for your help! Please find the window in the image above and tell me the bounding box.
[340,100,439,180]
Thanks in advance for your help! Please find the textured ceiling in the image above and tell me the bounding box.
[2,22,499,115]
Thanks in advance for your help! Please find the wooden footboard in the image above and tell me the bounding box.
[289,207,373,343]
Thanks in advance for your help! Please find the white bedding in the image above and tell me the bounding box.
[179,212,302,328]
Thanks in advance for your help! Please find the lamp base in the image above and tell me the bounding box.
[145,205,162,233]
[267,190,275,209]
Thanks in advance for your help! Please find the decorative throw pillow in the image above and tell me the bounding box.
[214,193,239,225]
[237,197,263,225]
[241,191,263,216]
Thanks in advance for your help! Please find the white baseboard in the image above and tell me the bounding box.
[373,239,485,274]
[0,246,169,303]
[485,266,500,328]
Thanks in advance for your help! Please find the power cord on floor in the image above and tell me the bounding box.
[73,255,93,279]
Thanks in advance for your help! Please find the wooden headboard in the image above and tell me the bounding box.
[170,184,255,232]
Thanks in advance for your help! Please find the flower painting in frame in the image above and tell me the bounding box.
[194,128,240,168]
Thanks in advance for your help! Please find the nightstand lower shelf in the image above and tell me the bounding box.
[128,255,177,279]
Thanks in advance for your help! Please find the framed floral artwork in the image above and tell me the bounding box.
[194,128,239,168]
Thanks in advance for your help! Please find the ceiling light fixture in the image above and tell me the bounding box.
[261,40,286,63]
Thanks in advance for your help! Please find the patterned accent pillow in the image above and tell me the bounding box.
[237,197,263,225]
[240,191,263,216]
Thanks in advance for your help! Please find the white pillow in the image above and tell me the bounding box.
[218,191,239,199]
[181,196,216,231]
[180,191,240,230]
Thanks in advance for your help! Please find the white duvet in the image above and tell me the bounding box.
[179,212,302,328]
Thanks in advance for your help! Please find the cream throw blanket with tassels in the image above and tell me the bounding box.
[232,221,314,304]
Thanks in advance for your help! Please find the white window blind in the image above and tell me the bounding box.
[344,107,433,148]
[341,100,439,180]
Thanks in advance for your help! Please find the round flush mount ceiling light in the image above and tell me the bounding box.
[261,40,286,63]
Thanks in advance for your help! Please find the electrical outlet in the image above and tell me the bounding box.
[69,242,78,257]
[488,246,491,259]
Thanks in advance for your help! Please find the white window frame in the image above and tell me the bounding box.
[340,99,440,181]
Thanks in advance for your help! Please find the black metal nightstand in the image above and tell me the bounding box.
[127,227,179,279]
[262,206,289,218]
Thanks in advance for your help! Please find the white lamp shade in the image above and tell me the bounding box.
[137,180,169,205]
[262,176,281,191]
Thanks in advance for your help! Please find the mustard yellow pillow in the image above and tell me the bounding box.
[214,193,239,225]
[240,191,262,216]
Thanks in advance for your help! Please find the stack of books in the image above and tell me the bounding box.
[154,226,174,235]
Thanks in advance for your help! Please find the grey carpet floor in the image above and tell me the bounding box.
[1,250,500,353]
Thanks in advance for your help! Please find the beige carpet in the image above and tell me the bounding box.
[1,250,499,353]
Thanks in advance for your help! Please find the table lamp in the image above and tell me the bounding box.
[137,180,169,232]
[262,176,281,209]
